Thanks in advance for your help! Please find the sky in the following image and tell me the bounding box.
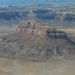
[0,0,74,5]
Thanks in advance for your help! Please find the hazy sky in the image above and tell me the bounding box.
[0,0,74,5]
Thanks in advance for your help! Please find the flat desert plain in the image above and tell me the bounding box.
[0,27,16,36]
[0,27,75,75]
[57,27,75,37]
[0,57,75,75]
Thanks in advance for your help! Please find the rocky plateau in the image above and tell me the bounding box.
[0,4,75,28]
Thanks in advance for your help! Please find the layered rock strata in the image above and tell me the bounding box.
[16,20,67,38]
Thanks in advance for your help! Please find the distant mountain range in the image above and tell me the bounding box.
[0,0,75,5]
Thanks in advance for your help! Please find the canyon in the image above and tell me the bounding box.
[0,4,75,28]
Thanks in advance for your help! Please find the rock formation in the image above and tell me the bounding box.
[16,20,67,38]
[0,20,75,61]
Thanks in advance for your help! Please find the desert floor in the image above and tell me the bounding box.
[0,27,16,36]
[57,28,75,37]
[0,57,75,75]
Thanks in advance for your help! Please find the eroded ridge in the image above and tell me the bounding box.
[16,20,67,38]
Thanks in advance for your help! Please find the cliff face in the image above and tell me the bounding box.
[0,20,75,61]
[16,20,67,38]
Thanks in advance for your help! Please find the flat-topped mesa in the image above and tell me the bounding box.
[16,20,67,38]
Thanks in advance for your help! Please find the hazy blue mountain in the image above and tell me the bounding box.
[0,0,75,5]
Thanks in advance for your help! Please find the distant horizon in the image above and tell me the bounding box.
[0,0,75,6]
[0,3,74,8]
